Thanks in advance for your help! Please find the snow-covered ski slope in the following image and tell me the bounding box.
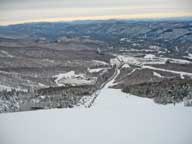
[0,68,192,144]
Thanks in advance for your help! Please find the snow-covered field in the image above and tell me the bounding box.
[53,71,96,86]
[184,53,192,60]
[88,68,105,73]
[0,68,192,144]
[0,88,191,144]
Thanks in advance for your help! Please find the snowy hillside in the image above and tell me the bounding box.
[0,71,192,144]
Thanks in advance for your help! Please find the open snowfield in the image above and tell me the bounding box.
[0,80,192,144]
[53,71,96,86]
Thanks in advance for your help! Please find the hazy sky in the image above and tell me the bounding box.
[0,0,192,25]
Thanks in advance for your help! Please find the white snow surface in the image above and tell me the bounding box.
[180,74,185,79]
[91,60,108,66]
[0,50,14,58]
[110,58,121,66]
[112,54,191,66]
[117,55,140,65]
[188,53,192,59]
[38,83,48,88]
[183,53,192,60]
[88,68,104,73]
[53,71,96,86]
[53,71,77,86]
[0,67,192,144]
[153,72,164,78]
[144,54,156,59]
[54,71,76,80]
[112,55,167,66]
[122,64,130,68]
[143,65,192,78]
[168,58,191,64]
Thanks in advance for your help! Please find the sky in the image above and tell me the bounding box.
[0,0,192,25]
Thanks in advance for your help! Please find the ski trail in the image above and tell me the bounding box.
[143,65,192,77]
[85,67,120,108]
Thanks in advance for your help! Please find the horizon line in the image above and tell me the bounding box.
[1,15,192,26]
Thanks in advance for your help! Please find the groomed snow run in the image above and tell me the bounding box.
[0,68,192,144]
[143,65,192,78]
[88,68,104,73]
[153,72,164,78]
[91,60,109,66]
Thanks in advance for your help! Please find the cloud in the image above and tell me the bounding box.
[0,0,191,25]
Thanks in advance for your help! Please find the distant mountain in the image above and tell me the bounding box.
[0,19,192,55]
